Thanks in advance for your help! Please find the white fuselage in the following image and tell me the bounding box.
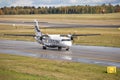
[43,35,72,47]
[36,34,72,48]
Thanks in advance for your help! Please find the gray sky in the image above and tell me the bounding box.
[0,0,120,7]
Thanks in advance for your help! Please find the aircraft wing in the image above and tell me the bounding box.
[4,34,35,37]
[72,34,101,36]
[60,33,101,40]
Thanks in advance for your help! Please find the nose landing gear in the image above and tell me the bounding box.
[58,47,69,51]
[66,47,69,51]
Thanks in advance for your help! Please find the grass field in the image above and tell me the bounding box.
[0,13,120,20]
[0,24,120,47]
[0,53,120,80]
[0,13,120,25]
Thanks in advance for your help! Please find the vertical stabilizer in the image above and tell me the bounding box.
[34,20,42,36]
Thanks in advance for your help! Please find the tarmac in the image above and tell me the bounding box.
[0,40,120,67]
[0,20,120,28]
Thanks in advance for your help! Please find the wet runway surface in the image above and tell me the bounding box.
[0,40,120,67]
[0,20,120,28]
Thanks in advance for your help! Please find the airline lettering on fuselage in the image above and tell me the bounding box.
[43,39,59,45]
[49,40,60,45]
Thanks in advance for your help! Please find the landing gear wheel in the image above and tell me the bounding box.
[58,47,62,51]
[43,46,46,50]
[66,48,69,51]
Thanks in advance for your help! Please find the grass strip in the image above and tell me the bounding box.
[0,53,120,80]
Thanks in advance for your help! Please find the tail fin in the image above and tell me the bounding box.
[34,20,42,36]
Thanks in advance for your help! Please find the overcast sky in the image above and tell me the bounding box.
[0,0,120,8]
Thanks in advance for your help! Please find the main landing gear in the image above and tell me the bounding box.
[42,46,69,51]
[43,46,47,50]
[58,47,69,51]
[58,47,62,51]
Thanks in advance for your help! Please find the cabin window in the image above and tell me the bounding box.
[61,39,71,41]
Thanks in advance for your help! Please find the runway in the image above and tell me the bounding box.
[0,20,120,28]
[0,40,120,67]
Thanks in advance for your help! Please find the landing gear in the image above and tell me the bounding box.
[58,47,62,51]
[66,47,69,51]
[43,46,46,50]
[58,47,69,51]
[66,48,69,51]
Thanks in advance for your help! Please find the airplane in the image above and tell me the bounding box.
[34,20,72,51]
[5,20,100,51]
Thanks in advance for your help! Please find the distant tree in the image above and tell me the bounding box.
[0,9,4,15]
[115,5,120,12]
[0,4,119,15]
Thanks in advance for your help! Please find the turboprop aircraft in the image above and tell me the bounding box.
[5,20,100,51]
[34,20,72,50]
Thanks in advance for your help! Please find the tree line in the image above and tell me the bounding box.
[0,4,120,15]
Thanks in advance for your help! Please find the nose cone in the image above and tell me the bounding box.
[62,41,72,47]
